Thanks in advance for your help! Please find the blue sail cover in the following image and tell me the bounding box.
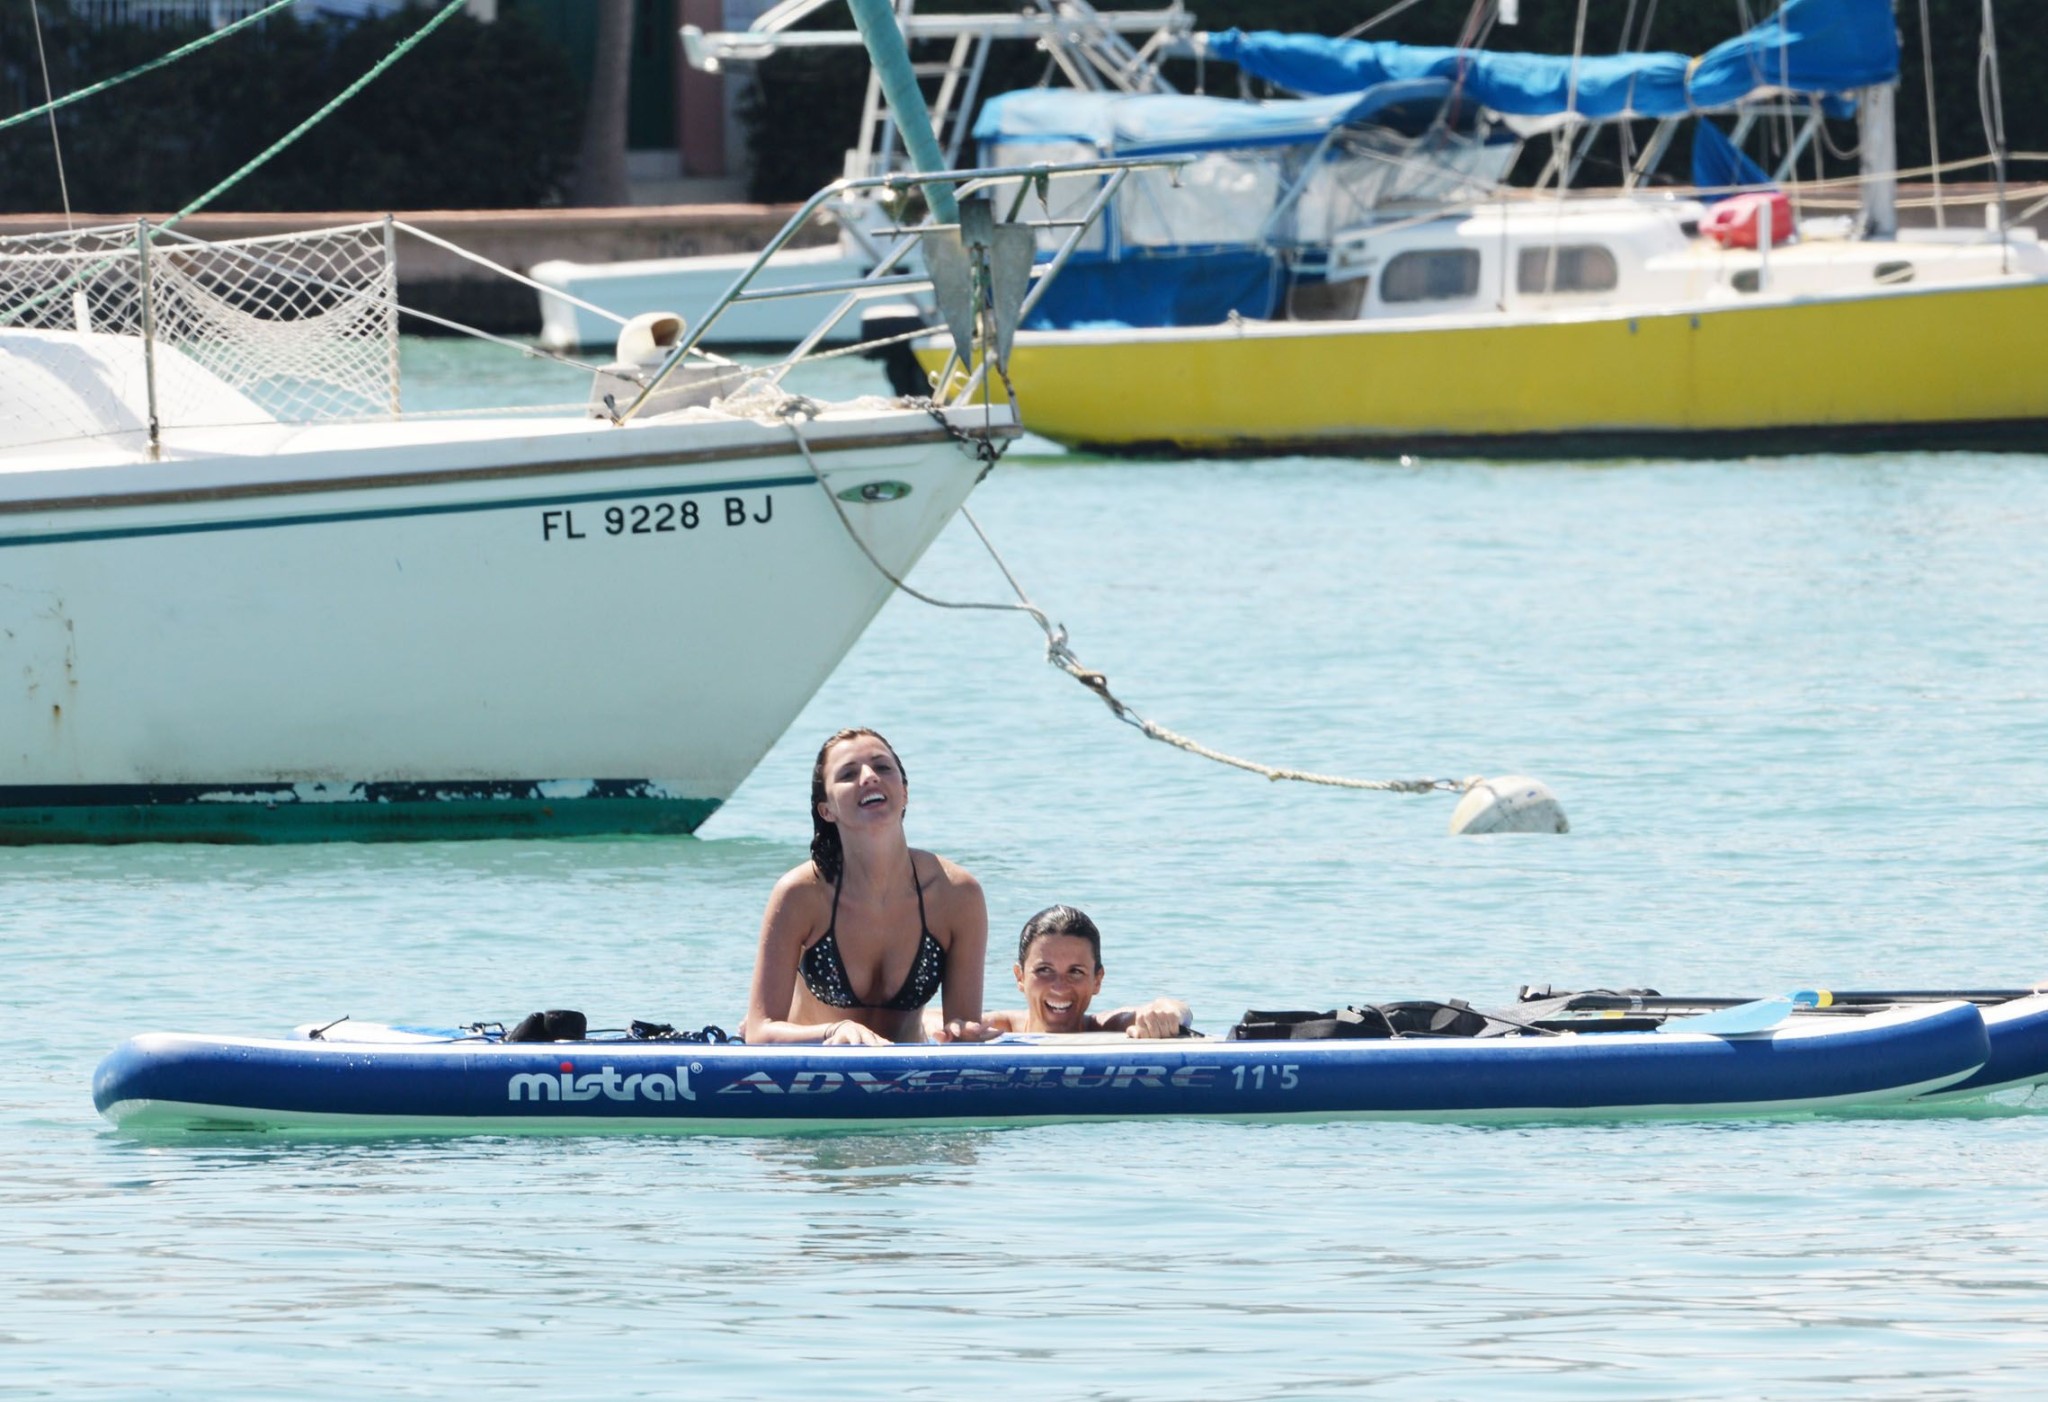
[1202,0,1898,120]
[1691,120,1775,200]
[975,83,1458,330]
[972,81,1455,154]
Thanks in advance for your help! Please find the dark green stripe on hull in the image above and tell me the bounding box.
[0,796,720,845]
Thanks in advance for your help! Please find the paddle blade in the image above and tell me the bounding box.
[1658,990,1827,1036]
[1659,997,1793,1035]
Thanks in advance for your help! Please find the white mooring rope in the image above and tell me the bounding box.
[783,410,1478,798]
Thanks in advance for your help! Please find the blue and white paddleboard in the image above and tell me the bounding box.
[1918,992,2048,1099]
[93,1000,1992,1135]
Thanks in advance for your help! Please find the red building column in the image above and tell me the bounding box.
[678,0,726,176]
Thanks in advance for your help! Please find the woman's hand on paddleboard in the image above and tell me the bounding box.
[1125,998,1192,1039]
[931,1018,1000,1044]
[824,1019,892,1047]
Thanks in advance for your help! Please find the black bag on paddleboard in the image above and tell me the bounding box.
[504,1009,588,1042]
[1228,1000,1509,1041]
[1229,1007,1392,1040]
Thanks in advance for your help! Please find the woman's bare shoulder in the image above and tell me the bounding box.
[764,863,830,921]
[912,848,983,897]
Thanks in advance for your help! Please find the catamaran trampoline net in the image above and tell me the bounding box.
[0,221,399,443]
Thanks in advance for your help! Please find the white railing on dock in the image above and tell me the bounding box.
[69,1,272,27]
[67,1,459,29]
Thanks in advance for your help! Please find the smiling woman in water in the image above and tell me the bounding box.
[949,904,1191,1038]
[742,728,992,1045]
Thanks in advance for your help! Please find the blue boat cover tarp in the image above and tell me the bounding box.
[973,80,1455,154]
[1203,0,1898,120]
[1019,248,1280,331]
[1691,120,1775,200]
[974,85,1413,329]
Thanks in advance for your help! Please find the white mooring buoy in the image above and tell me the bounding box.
[1449,776,1569,835]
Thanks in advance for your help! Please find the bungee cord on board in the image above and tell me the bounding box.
[778,403,1563,830]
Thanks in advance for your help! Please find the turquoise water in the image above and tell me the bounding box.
[8,342,2048,1396]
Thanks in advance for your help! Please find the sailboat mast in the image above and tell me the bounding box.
[1858,79,1899,238]
[1855,0,1900,238]
[848,0,960,222]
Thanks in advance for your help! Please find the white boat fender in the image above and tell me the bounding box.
[616,310,685,364]
[588,311,724,419]
[1449,775,1569,835]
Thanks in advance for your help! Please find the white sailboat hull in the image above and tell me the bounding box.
[0,396,997,841]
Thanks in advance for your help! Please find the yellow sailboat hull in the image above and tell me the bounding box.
[954,277,2048,456]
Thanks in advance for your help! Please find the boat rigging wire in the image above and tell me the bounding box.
[0,0,469,332]
[1338,0,1432,42]
[1533,0,1594,288]
[1813,93,1862,162]
[26,0,73,232]
[0,0,297,136]
[395,221,639,336]
[1977,0,2009,272]
[1917,0,1944,227]
[161,0,470,232]
[782,407,1474,798]
[1613,0,1643,170]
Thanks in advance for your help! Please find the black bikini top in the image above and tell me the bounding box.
[798,864,946,1011]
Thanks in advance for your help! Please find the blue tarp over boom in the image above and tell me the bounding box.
[973,84,1459,331]
[1202,0,1898,120]
[1692,121,1775,199]
[971,80,1457,154]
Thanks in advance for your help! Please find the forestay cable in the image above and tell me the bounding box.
[26,0,73,230]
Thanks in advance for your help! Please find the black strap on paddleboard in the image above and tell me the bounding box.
[628,1020,734,1044]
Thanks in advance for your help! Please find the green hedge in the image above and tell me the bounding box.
[0,3,579,213]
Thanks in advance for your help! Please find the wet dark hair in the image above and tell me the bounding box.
[1017,904,1101,969]
[809,727,904,884]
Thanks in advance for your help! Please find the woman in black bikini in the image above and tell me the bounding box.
[742,728,992,1045]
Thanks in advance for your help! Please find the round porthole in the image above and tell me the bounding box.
[837,480,914,503]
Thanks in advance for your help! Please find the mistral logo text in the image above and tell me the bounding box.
[508,1063,698,1104]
